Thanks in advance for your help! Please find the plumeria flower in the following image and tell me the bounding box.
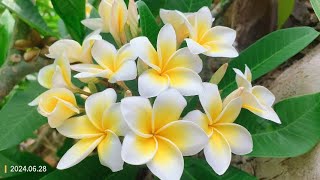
[38,54,76,90]
[71,39,137,83]
[29,88,79,128]
[56,89,128,171]
[184,83,253,175]
[86,0,93,18]
[121,89,208,180]
[82,0,139,45]
[130,24,203,98]
[161,7,238,58]
[47,30,102,63]
[232,65,281,123]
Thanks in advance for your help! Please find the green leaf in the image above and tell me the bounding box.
[41,156,111,180]
[51,0,86,43]
[106,165,140,180]
[137,0,160,47]
[164,0,211,12]
[1,0,53,36]
[278,0,295,28]
[219,27,319,97]
[0,81,46,151]
[0,9,14,66]
[310,0,320,20]
[236,93,320,157]
[183,157,256,180]
[142,0,166,16]
[0,147,53,178]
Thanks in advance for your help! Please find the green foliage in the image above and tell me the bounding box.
[36,0,60,36]
[182,158,256,180]
[142,0,166,16]
[137,1,160,47]
[51,0,86,43]
[236,93,320,157]
[164,0,211,12]
[41,156,111,179]
[219,27,319,97]
[0,9,14,66]
[278,0,295,28]
[310,0,320,20]
[0,0,54,36]
[0,81,46,151]
[0,147,53,178]
[106,165,140,179]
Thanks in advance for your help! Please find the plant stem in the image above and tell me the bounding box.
[117,81,130,91]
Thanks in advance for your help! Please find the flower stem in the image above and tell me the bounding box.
[117,81,130,91]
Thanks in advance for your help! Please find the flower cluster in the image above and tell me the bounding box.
[30,1,280,180]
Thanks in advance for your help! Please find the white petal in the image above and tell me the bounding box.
[152,89,186,131]
[202,42,239,58]
[116,43,138,66]
[214,123,253,155]
[199,83,222,123]
[233,68,252,90]
[185,38,208,54]
[121,96,153,137]
[156,121,208,156]
[121,132,157,165]
[157,24,177,67]
[183,110,212,136]
[47,40,82,63]
[138,69,169,98]
[38,64,55,89]
[91,39,116,69]
[147,137,183,180]
[85,89,117,130]
[98,131,124,172]
[71,64,104,74]
[201,26,236,44]
[81,18,104,31]
[215,97,242,124]
[57,136,104,169]
[165,68,203,96]
[252,85,275,106]
[204,128,231,175]
[102,103,129,136]
[109,60,137,83]
[194,6,214,40]
[244,65,252,82]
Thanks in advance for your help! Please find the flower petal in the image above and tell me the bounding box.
[244,65,252,82]
[164,47,203,73]
[110,0,128,45]
[233,68,252,90]
[121,96,153,137]
[195,7,214,39]
[121,133,157,165]
[241,92,281,124]
[98,130,124,172]
[109,60,137,83]
[57,115,102,139]
[147,137,183,180]
[215,97,242,124]
[81,30,102,63]
[199,83,222,123]
[201,26,236,44]
[38,64,55,89]
[85,89,117,130]
[202,42,238,58]
[98,0,113,32]
[71,64,104,74]
[214,123,253,155]
[183,110,212,136]
[152,89,186,131]
[57,136,104,169]
[157,24,176,68]
[91,39,116,70]
[138,69,169,98]
[204,128,231,175]
[116,43,138,66]
[102,103,128,136]
[252,85,275,106]
[130,37,161,71]
[156,121,208,156]
[166,67,203,96]
[81,18,104,31]
[185,38,208,54]
[47,40,82,63]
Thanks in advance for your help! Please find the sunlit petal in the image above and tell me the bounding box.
[102,103,129,136]
[91,40,117,70]
[183,110,213,136]
[138,69,169,98]
[199,83,222,123]
[202,42,238,58]
[252,86,275,107]
[215,98,242,124]
[157,24,176,68]
[201,26,236,44]
[109,60,137,83]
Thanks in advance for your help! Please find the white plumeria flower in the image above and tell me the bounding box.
[56,89,128,171]
[29,88,79,128]
[232,65,281,123]
[121,89,208,180]
[38,54,76,89]
[130,24,203,98]
[82,0,139,45]
[85,0,93,18]
[47,30,102,63]
[160,7,238,58]
[71,39,137,83]
[184,83,253,175]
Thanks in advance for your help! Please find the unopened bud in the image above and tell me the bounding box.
[210,63,228,84]
[125,90,133,97]
[24,48,40,62]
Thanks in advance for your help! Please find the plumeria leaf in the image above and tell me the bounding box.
[183,157,256,179]
[310,0,320,20]
[236,93,320,157]
[219,27,319,97]
[0,147,53,178]
[0,9,14,67]
[51,0,86,43]
[142,0,166,16]
[277,0,295,28]
[106,165,140,179]
[0,81,46,151]
[41,156,111,180]
[164,0,211,12]
[1,0,54,36]
[137,0,160,47]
